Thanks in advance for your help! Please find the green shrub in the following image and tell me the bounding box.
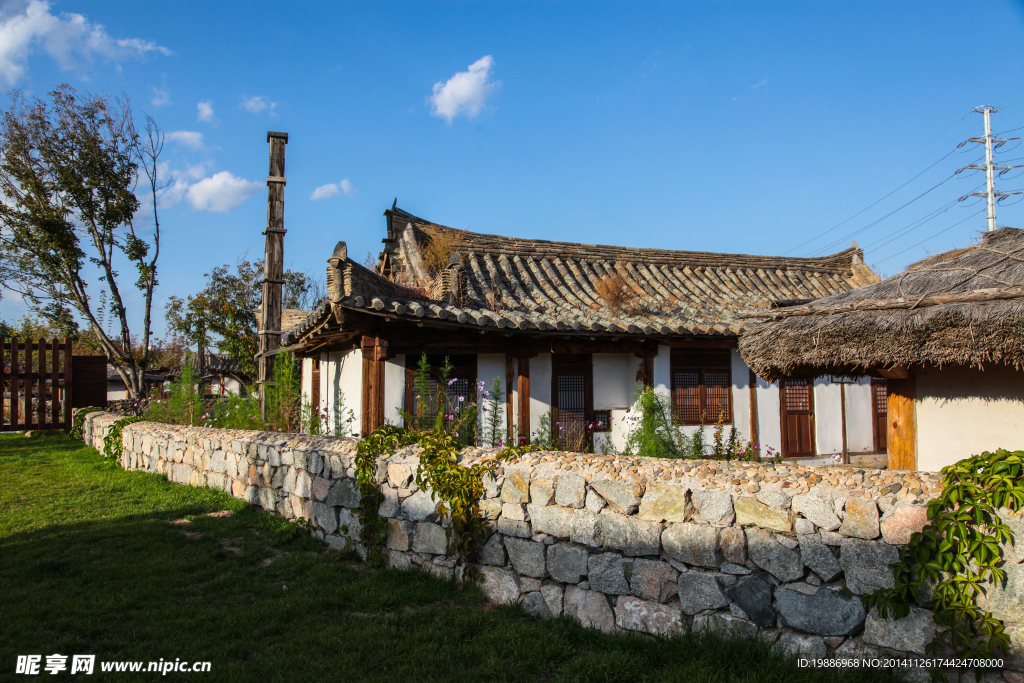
[866,448,1024,678]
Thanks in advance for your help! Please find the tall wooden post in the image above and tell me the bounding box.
[517,354,531,444]
[258,132,289,415]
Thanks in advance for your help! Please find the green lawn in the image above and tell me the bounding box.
[0,433,899,682]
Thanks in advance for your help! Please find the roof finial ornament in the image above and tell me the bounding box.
[392,197,397,210]
[852,240,858,249]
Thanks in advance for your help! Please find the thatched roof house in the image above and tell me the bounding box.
[739,227,1024,471]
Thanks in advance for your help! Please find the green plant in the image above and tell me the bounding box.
[532,411,554,449]
[623,385,679,459]
[866,449,1024,679]
[70,407,103,440]
[102,416,145,461]
[352,425,420,567]
[263,349,302,432]
[481,376,504,447]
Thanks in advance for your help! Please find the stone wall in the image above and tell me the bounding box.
[80,412,1023,678]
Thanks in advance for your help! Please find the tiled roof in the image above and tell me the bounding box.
[282,206,879,345]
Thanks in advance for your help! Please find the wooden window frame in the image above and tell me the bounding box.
[551,353,594,452]
[670,350,733,426]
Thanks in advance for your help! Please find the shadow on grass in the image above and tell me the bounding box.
[0,434,902,683]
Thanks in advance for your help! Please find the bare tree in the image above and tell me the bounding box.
[0,84,164,398]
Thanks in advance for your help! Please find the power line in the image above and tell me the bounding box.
[782,151,961,256]
[872,209,986,267]
[755,114,978,251]
[808,161,978,256]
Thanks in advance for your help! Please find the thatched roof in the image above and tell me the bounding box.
[739,227,1024,381]
[282,205,877,346]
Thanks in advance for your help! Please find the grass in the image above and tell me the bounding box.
[0,433,901,682]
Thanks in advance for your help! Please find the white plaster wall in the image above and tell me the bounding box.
[318,352,329,413]
[383,355,405,426]
[811,377,877,458]
[844,377,875,454]
[917,366,1024,472]
[325,347,362,437]
[107,384,127,401]
[730,350,752,442]
[301,359,313,405]
[814,379,844,456]
[755,378,782,457]
[223,377,245,396]
[593,353,634,410]
[605,408,631,454]
[530,353,552,438]
[653,345,671,400]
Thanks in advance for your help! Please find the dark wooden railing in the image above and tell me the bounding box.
[1,338,73,432]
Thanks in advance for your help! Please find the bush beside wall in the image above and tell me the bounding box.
[79,412,1023,677]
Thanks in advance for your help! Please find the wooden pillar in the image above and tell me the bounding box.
[361,337,387,437]
[505,354,514,443]
[748,369,759,447]
[62,338,72,432]
[887,375,917,470]
[257,131,289,415]
[517,355,530,444]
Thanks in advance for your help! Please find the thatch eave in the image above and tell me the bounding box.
[739,227,1024,381]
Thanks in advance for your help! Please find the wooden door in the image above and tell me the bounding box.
[887,376,917,470]
[871,378,887,453]
[551,354,593,452]
[780,379,815,458]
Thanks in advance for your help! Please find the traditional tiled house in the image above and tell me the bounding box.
[740,227,1024,471]
[282,205,883,460]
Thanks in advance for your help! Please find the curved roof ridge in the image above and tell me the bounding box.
[385,206,862,272]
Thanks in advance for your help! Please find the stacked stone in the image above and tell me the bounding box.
[78,412,1022,678]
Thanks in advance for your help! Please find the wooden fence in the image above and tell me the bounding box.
[2,338,73,432]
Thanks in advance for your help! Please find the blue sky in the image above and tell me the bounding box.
[1,0,1023,338]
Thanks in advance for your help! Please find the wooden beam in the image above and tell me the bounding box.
[887,374,917,470]
[748,369,759,447]
[878,366,912,380]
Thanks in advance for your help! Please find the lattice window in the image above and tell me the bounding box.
[672,370,701,424]
[874,383,888,416]
[556,374,588,451]
[671,367,732,425]
[783,380,811,412]
[593,410,611,432]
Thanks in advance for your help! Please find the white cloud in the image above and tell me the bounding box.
[0,0,170,86]
[310,184,338,201]
[196,100,217,124]
[165,130,204,150]
[184,171,262,213]
[750,78,768,89]
[310,179,356,201]
[241,95,276,115]
[149,86,170,107]
[428,55,499,123]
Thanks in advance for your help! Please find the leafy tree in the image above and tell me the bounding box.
[0,84,165,397]
[165,258,321,378]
